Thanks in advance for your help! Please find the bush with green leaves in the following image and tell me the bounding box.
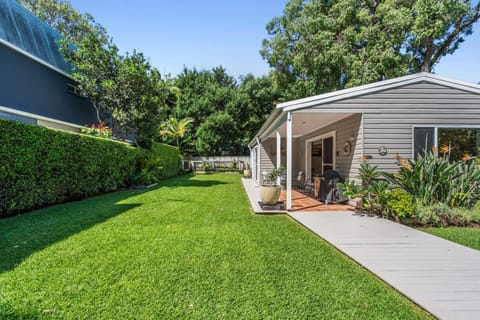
[150,142,180,178]
[385,189,415,220]
[384,150,480,208]
[0,119,143,216]
[414,202,475,227]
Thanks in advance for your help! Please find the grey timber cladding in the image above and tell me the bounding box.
[309,81,480,173]
[294,113,363,181]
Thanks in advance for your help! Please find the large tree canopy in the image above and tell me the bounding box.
[261,0,480,99]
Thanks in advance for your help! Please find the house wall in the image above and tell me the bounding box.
[258,136,299,184]
[310,82,480,173]
[295,113,363,181]
[0,42,97,127]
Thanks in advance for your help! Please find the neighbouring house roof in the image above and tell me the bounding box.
[0,0,71,75]
[249,72,480,147]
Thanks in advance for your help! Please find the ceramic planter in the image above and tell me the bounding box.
[259,185,281,205]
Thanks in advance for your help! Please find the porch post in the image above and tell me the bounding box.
[255,137,261,184]
[286,112,292,210]
[276,131,281,185]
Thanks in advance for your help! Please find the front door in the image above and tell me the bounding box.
[305,132,336,181]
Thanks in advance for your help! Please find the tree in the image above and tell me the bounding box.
[159,117,194,149]
[62,35,169,148]
[238,74,280,143]
[60,34,118,123]
[261,0,480,98]
[408,0,480,72]
[168,66,246,155]
[195,112,241,155]
[102,51,170,148]
[17,0,107,44]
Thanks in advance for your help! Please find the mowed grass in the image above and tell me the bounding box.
[0,174,431,319]
[420,227,480,251]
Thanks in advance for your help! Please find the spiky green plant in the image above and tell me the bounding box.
[384,150,480,208]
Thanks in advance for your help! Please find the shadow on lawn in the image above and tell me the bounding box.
[0,190,142,274]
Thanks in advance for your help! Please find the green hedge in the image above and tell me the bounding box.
[150,142,180,178]
[0,119,143,216]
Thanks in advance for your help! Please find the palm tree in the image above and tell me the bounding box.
[159,117,194,149]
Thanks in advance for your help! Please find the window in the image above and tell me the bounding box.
[414,127,480,161]
[413,127,434,157]
[67,83,86,98]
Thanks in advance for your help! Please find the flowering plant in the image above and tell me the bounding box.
[81,122,112,139]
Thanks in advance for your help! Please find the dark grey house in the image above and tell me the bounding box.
[0,0,97,131]
[250,72,480,210]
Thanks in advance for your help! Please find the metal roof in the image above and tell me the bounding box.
[249,72,480,147]
[0,0,71,75]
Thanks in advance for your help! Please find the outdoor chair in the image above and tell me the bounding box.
[293,171,304,190]
[304,178,315,195]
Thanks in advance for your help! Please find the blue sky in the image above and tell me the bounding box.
[70,0,479,83]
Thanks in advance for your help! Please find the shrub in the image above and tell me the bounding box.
[414,203,473,227]
[0,119,143,216]
[385,189,415,220]
[150,142,180,178]
[384,150,480,208]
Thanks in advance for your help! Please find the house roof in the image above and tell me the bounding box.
[249,72,480,147]
[278,72,480,112]
[0,0,71,76]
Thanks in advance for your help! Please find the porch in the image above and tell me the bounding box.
[241,178,353,213]
[249,110,363,211]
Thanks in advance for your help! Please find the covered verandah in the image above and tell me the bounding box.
[249,108,363,211]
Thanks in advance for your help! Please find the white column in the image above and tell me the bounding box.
[256,137,261,184]
[286,112,292,210]
[276,131,281,185]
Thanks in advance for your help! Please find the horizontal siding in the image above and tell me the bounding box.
[259,138,275,183]
[295,113,363,181]
[357,82,480,173]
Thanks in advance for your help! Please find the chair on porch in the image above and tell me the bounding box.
[304,178,315,196]
[293,171,304,190]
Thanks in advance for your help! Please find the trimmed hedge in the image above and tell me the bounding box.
[150,142,180,178]
[0,119,143,216]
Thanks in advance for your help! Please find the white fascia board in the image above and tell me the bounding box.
[0,105,83,129]
[259,112,288,141]
[280,72,480,112]
[0,38,73,79]
[248,108,283,147]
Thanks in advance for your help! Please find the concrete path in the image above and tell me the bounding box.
[288,211,480,320]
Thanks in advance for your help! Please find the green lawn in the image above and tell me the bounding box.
[0,174,431,319]
[420,227,480,251]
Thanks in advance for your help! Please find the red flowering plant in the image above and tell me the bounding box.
[81,122,113,139]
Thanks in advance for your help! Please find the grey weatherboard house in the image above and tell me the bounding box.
[0,0,97,131]
[249,72,480,210]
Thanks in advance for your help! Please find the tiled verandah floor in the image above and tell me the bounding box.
[241,178,353,213]
[280,190,353,212]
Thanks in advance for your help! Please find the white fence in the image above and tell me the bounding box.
[184,155,250,170]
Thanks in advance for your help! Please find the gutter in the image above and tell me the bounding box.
[248,107,284,148]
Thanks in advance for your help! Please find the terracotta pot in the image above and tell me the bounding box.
[259,185,281,205]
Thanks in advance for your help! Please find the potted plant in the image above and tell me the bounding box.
[243,162,252,178]
[337,178,364,211]
[259,166,285,204]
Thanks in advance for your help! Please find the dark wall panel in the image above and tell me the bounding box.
[0,43,97,126]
